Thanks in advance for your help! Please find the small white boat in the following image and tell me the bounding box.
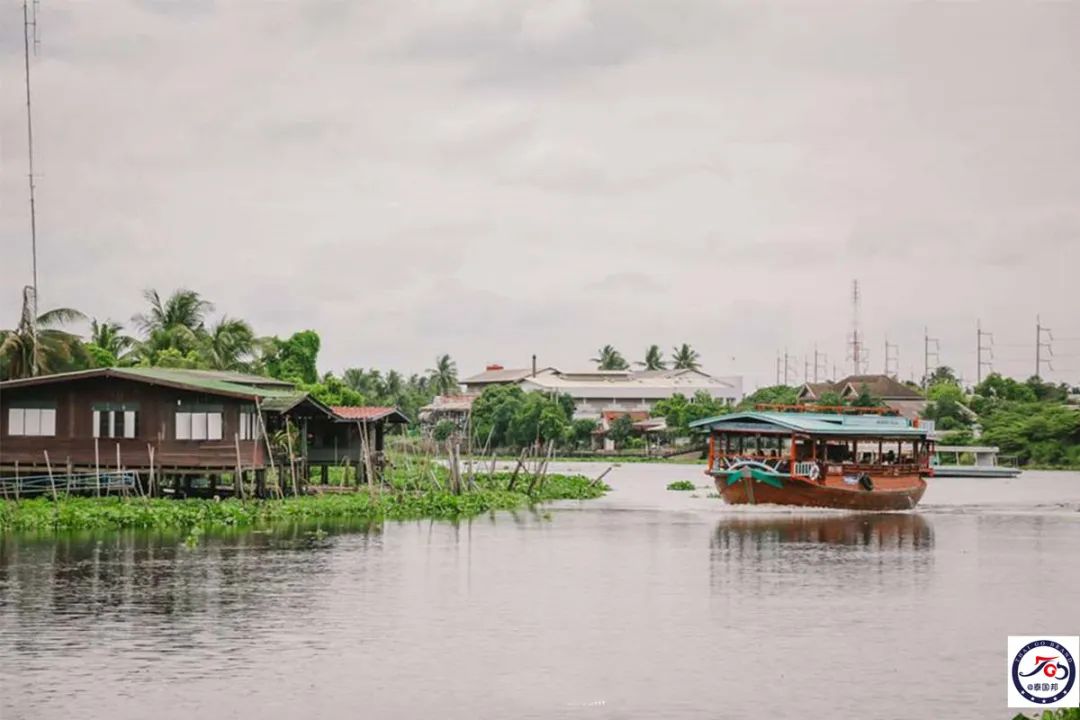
[931,445,1020,478]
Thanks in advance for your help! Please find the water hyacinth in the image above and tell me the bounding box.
[0,473,608,533]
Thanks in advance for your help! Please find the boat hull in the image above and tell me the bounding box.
[930,466,1020,479]
[713,473,927,511]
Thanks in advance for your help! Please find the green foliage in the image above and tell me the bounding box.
[816,391,846,407]
[0,473,608,533]
[666,480,696,491]
[141,347,204,369]
[470,385,573,449]
[923,380,971,430]
[1012,709,1080,720]
[263,330,321,384]
[923,365,958,387]
[342,368,433,424]
[607,413,635,448]
[738,385,798,409]
[301,373,365,406]
[591,344,629,370]
[638,344,666,370]
[671,343,701,370]
[426,354,459,396]
[570,418,599,448]
[84,343,119,369]
[1,291,87,380]
[432,419,456,442]
[652,391,730,436]
[850,383,881,408]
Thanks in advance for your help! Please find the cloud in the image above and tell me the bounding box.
[1,1,1078,390]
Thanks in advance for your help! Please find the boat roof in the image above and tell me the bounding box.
[935,445,1000,453]
[688,411,929,438]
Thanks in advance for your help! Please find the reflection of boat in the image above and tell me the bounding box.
[691,407,934,510]
[931,445,1020,478]
[712,512,933,550]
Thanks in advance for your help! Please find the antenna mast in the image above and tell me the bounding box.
[23,0,41,375]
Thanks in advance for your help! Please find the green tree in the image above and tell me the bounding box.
[923,380,970,430]
[591,345,629,371]
[671,343,701,370]
[433,419,457,442]
[738,385,798,409]
[87,319,135,366]
[851,383,881,408]
[133,289,213,360]
[202,317,256,371]
[263,330,321,384]
[816,391,846,407]
[637,345,666,370]
[607,413,635,449]
[302,373,365,406]
[923,365,959,387]
[0,288,87,380]
[427,354,459,396]
[570,418,599,448]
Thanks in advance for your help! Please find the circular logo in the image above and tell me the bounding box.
[1012,639,1076,705]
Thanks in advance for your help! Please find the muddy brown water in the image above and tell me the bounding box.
[2,464,1078,719]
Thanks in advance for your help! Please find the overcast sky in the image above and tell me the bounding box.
[2,1,1078,389]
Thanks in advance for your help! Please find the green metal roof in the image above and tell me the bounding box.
[115,367,300,399]
[688,411,929,438]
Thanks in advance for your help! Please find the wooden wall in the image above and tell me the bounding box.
[0,377,265,471]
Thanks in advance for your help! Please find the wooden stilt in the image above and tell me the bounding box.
[43,450,58,502]
[94,438,101,497]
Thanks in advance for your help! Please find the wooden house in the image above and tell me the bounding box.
[1,368,408,494]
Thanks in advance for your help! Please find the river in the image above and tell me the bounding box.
[2,465,1078,719]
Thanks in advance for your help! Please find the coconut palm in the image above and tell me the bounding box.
[427,354,459,396]
[202,317,256,370]
[591,345,629,371]
[134,288,212,339]
[671,343,701,370]
[637,344,666,371]
[89,319,136,360]
[0,286,86,379]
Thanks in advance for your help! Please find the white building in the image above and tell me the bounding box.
[460,365,743,420]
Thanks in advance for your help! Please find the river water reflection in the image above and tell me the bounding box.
[2,465,1078,719]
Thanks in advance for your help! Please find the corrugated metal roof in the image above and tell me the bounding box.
[689,411,928,437]
[330,406,409,423]
[1,367,299,401]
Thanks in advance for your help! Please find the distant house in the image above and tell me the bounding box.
[797,374,926,420]
[418,394,478,436]
[460,364,743,420]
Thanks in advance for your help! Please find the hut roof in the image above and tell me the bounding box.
[330,406,410,424]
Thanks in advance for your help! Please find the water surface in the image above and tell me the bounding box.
[2,465,1078,719]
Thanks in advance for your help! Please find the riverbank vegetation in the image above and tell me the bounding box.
[923,369,1080,467]
[0,471,607,533]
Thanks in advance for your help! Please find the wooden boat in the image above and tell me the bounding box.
[689,405,933,510]
[931,445,1020,478]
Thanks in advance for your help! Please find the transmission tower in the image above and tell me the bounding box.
[923,327,940,388]
[847,280,868,374]
[1036,315,1054,379]
[976,320,994,384]
[884,337,899,378]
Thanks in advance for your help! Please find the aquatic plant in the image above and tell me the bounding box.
[666,480,696,491]
[0,473,608,533]
[1013,710,1080,720]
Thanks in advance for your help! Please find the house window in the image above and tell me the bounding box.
[7,406,57,437]
[175,407,224,441]
[92,407,138,439]
[239,410,260,441]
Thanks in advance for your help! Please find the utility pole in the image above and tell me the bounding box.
[775,352,782,386]
[783,349,793,386]
[884,337,899,378]
[923,327,940,388]
[23,0,41,375]
[1036,315,1053,380]
[976,320,994,385]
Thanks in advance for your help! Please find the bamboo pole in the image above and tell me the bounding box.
[507,447,528,491]
[255,399,282,499]
[94,437,101,497]
[147,443,156,497]
[285,417,299,497]
[234,433,245,500]
[14,461,20,501]
[43,450,58,502]
[65,457,73,494]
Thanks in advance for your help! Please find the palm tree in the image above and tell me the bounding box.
[591,345,629,371]
[636,344,666,371]
[671,343,701,370]
[202,317,256,370]
[89,319,135,361]
[383,369,404,402]
[132,288,214,363]
[0,286,86,379]
[427,354,459,396]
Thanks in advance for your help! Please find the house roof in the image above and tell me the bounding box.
[461,367,552,385]
[688,411,928,438]
[520,369,741,400]
[798,382,836,399]
[797,375,924,401]
[420,394,477,413]
[0,367,300,400]
[330,406,410,424]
